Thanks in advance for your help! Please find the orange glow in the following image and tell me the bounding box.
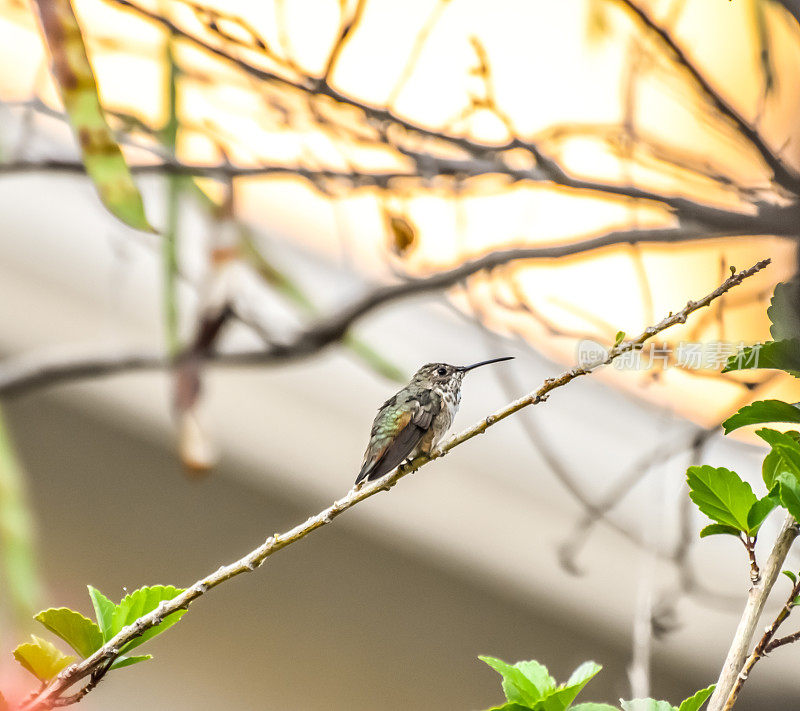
[1,0,798,424]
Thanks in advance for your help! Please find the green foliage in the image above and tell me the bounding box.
[685,466,763,535]
[676,685,715,711]
[699,524,741,538]
[108,585,187,654]
[746,490,780,534]
[13,635,75,682]
[479,656,712,711]
[15,584,186,681]
[722,283,800,377]
[620,701,673,711]
[479,656,600,711]
[34,607,103,659]
[722,400,800,434]
[88,585,116,637]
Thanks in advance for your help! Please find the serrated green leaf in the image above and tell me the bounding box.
[747,490,780,535]
[723,400,800,434]
[13,635,75,681]
[686,466,756,531]
[33,0,153,232]
[539,661,602,710]
[722,340,800,377]
[571,705,620,711]
[699,523,741,538]
[620,700,675,711]
[516,659,556,697]
[110,585,186,654]
[34,607,103,658]
[87,585,116,640]
[480,655,542,706]
[783,570,797,584]
[109,654,152,670]
[677,684,715,711]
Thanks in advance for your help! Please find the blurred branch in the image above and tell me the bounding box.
[0,405,41,626]
[613,0,800,192]
[95,0,800,212]
[0,230,777,398]
[19,258,768,710]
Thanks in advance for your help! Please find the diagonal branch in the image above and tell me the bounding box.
[18,258,770,710]
[0,228,781,399]
[614,0,800,193]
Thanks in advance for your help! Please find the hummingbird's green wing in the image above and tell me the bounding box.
[355,400,433,485]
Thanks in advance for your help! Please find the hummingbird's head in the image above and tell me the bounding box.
[411,357,514,391]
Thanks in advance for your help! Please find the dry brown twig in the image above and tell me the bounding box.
[17,258,770,710]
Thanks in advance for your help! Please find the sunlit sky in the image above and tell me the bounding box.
[1,0,800,424]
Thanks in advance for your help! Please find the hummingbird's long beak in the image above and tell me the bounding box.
[457,356,514,372]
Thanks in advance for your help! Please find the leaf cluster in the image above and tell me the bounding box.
[12,584,185,683]
[479,656,713,711]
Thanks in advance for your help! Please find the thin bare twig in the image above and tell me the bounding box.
[18,259,769,710]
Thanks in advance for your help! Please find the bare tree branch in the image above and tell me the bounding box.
[18,258,770,710]
[614,0,800,193]
[0,230,780,398]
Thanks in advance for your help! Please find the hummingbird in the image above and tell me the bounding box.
[355,356,514,486]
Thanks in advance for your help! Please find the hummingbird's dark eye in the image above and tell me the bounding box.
[437,366,447,376]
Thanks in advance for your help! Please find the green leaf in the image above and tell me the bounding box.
[13,635,75,682]
[109,585,186,654]
[783,570,797,584]
[485,704,530,711]
[479,655,543,706]
[722,400,800,434]
[775,444,800,479]
[34,607,103,659]
[767,281,799,341]
[539,661,602,710]
[747,489,780,535]
[571,706,620,711]
[677,684,715,711]
[515,659,556,697]
[109,654,152,670]
[776,472,800,522]
[699,524,741,538]
[87,585,116,640]
[620,701,675,711]
[756,430,800,488]
[722,340,800,377]
[615,331,626,346]
[686,466,757,531]
[33,0,153,232]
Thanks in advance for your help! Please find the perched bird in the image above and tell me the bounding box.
[355,357,514,485]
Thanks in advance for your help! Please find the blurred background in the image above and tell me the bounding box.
[1,0,800,708]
